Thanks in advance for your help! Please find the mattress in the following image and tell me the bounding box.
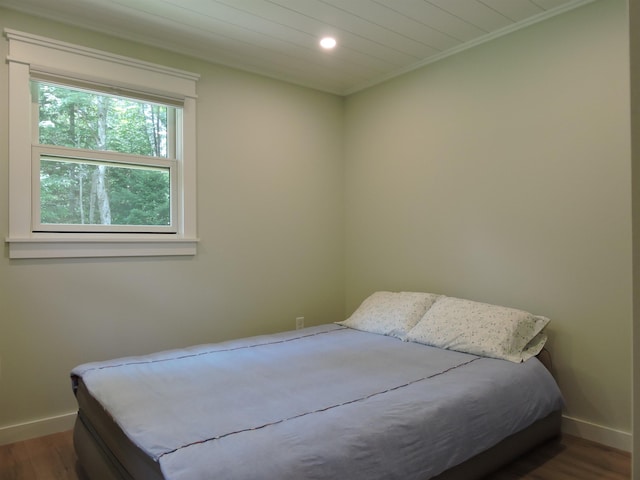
[71,324,563,480]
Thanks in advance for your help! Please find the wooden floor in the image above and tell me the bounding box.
[0,430,631,479]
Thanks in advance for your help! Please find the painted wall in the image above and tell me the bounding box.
[0,9,345,433]
[630,0,640,474]
[344,0,632,440]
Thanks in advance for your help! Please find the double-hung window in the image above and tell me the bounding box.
[5,30,199,258]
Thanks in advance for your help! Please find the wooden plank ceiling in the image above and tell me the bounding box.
[0,0,594,95]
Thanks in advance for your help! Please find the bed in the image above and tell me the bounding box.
[71,292,564,480]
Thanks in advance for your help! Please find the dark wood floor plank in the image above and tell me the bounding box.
[0,430,631,479]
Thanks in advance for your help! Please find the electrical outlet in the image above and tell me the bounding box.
[295,317,305,330]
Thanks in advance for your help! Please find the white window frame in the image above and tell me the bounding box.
[32,146,179,234]
[5,29,199,258]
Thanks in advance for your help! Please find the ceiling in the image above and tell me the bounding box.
[0,0,594,96]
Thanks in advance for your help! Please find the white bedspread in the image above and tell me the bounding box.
[72,324,563,480]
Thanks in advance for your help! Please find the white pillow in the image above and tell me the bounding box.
[405,296,549,362]
[337,291,441,339]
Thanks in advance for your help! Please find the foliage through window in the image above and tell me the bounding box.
[33,81,178,233]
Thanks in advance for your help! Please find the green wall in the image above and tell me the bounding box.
[0,8,345,434]
[344,0,632,440]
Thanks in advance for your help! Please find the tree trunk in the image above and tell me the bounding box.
[93,96,111,224]
[94,165,111,224]
[79,168,85,224]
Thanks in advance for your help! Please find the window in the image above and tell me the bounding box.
[5,29,199,258]
[33,81,178,233]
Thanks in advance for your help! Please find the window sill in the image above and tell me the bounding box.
[5,234,198,259]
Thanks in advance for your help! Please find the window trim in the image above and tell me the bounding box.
[5,29,200,258]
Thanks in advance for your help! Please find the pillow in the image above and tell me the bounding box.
[405,296,549,362]
[337,291,441,339]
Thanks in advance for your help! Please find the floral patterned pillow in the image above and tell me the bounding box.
[337,291,442,340]
[406,296,549,362]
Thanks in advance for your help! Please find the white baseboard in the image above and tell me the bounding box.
[0,411,76,446]
[562,415,632,452]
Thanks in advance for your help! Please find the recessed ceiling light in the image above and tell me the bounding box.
[319,37,337,50]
